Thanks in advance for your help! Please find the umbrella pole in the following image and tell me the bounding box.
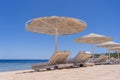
[55,30,58,52]
[92,44,94,62]
[108,50,111,59]
[117,51,119,59]
[118,53,120,59]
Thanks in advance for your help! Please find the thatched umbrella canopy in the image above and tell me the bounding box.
[107,47,120,51]
[75,33,112,44]
[74,33,112,62]
[26,16,87,52]
[97,41,120,59]
[98,41,120,47]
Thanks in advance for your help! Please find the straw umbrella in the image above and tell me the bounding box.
[26,16,87,52]
[107,47,120,59]
[74,33,112,62]
[97,41,120,59]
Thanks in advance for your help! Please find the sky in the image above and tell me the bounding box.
[0,0,120,59]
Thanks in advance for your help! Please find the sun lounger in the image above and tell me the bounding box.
[32,51,73,71]
[114,59,120,64]
[110,58,120,64]
[95,55,109,65]
[69,51,93,67]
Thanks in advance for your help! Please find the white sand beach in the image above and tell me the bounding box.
[0,65,120,80]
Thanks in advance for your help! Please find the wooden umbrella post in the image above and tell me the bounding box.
[92,44,94,63]
[55,29,58,52]
[117,51,120,59]
[108,50,111,59]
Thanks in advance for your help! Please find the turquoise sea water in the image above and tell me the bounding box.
[0,60,48,72]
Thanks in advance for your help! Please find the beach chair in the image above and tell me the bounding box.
[114,59,120,64]
[32,51,73,71]
[110,58,120,64]
[95,55,109,65]
[69,51,92,67]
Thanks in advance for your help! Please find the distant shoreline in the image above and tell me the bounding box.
[0,59,49,60]
[0,60,48,72]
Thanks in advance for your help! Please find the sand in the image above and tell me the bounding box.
[0,65,120,80]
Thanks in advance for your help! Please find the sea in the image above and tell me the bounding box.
[0,59,48,72]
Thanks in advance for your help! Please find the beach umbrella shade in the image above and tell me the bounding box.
[108,47,120,51]
[74,33,112,62]
[97,41,120,59]
[107,47,120,59]
[98,41,120,47]
[26,16,87,52]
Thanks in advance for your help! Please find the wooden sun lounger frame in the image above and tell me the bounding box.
[95,55,109,65]
[32,51,74,71]
[69,51,93,67]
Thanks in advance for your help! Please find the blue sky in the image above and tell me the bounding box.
[0,0,120,59]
